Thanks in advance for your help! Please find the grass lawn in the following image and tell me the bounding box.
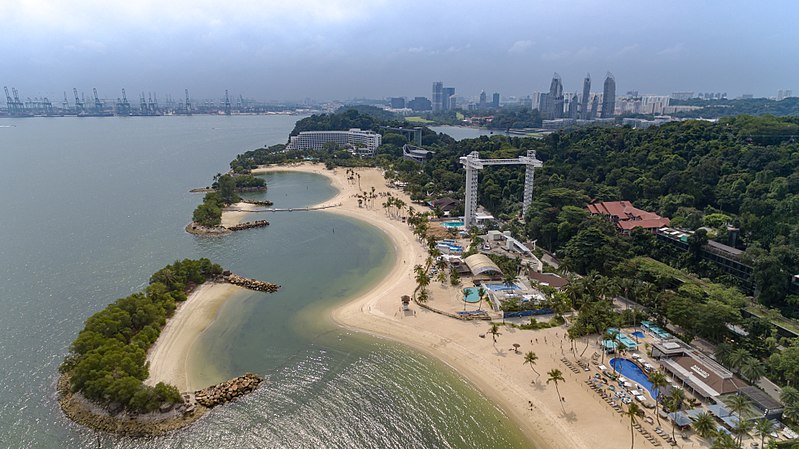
[405,116,434,124]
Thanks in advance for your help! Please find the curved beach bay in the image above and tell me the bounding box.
[0,116,529,448]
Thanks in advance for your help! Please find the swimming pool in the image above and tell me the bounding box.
[631,331,645,339]
[484,283,518,291]
[609,358,659,399]
[442,221,465,228]
[463,287,483,303]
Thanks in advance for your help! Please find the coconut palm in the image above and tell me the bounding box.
[728,348,751,372]
[693,411,717,440]
[487,322,502,343]
[624,402,641,449]
[780,386,799,408]
[732,418,753,448]
[523,351,541,381]
[665,388,685,442]
[477,287,487,311]
[727,394,750,421]
[715,342,734,368]
[648,370,668,426]
[754,417,775,448]
[546,369,566,413]
[711,433,737,449]
[785,403,799,424]
[740,357,766,384]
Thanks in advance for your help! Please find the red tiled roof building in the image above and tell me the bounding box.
[586,201,670,235]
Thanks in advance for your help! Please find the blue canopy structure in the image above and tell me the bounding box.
[668,411,692,428]
[707,403,732,418]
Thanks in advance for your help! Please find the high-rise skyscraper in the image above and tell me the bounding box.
[590,95,599,120]
[432,82,443,112]
[492,93,500,109]
[547,73,564,119]
[479,90,487,109]
[580,74,591,119]
[601,72,616,118]
[568,93,578,119]
[442,87,455,111]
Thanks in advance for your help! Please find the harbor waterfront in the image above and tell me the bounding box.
[0,116,529,448]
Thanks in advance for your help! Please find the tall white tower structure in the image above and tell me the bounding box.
[459,150,543,228]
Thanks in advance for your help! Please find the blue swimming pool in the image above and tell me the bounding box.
[463,287,482,303]
[609,358,659,399]
[484,283,518,291]
[442,221,465,228]
[631,331,645,339]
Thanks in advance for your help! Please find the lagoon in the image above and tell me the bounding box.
[0,116,530,448]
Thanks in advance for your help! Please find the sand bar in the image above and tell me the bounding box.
[146,282,246,392]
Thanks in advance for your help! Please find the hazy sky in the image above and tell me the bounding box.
[2,0,797,102]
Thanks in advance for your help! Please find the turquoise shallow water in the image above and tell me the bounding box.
[0,116,532,448]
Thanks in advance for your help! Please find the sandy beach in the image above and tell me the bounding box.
[151,162,644,448]
[146,282,246,392]
[245,163,641,449]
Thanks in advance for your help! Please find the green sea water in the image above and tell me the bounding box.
[0,116,532,448]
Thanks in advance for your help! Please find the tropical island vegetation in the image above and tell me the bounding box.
[59,259,223,413]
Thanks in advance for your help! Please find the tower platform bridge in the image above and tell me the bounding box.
[459,150,543,228]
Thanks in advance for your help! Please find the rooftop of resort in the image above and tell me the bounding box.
[463,254,502,276]
[587,201,670,233]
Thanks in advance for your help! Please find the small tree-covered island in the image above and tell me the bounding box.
[58,259,278,435]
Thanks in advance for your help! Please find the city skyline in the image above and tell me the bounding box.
[1,0,797,101]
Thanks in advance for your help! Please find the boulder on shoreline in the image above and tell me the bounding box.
[226,220,270,232]
[185,222,232,236]
[222,273,281,293]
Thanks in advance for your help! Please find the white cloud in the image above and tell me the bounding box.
[657,43,685,56]
[508,40,534,53]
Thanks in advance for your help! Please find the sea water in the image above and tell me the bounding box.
[0,116,530,448]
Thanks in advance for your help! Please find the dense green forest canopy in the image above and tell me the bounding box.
[61,259,223,413]
[671,97,799,119]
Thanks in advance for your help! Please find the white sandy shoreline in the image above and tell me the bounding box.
[150,162,638,448]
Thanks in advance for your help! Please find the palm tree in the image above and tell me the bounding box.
[624,402,641,449]
[728,348,751,372]
[715,342,734,368]
[665,388,685,442]
[487,322,502,343]
[754,417,775,448]
[693,412,717,440]
[740,357,766,384]
[523,351,540,381]
[547,369,566,413]
[784,403,799,423]
[711,433,737,449]
[732,418,753,448]
[727,394,750,421]
[648,370,668,426]
[477,287,487,311]
[780,386,799,408]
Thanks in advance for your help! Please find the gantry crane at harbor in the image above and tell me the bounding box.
[93,88,103,113]
[62,92,70,112]
[224,90,231,115]
[73,88,84,114]
[185,89,192,115]
[116,89,131,116]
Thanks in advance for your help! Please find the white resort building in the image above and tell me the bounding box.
[287,128,382,156]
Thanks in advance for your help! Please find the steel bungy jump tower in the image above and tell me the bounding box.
[460,150,543,228]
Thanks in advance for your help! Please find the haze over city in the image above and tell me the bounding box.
[2,0,797,101]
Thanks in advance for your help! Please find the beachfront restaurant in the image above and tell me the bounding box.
[652,341,744,400]
[463,254,503,279]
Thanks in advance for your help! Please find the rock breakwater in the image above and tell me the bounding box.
[191,373,263,409]
[240,199,274,206]
[222,272,281,293]
[226,219,270,231]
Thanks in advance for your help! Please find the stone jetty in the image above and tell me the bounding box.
[240,199,274,206]
[191,373,263,409]
[226,219,270,231]
[222,271,281,293]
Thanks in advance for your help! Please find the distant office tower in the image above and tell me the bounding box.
[492,93,500,108]
[479,91,487,109]
[580,74,591,119]
[670,92,694,101]
[442,87,455,111]
[408,96,432,111]
[389,97,406,109]
[778,89,793,101]
[568,93,578,119]
[601,72,616,118]
[548,73,564,119]
[432,82,443,112]
[531,92,543,111]
[590,95,599,120]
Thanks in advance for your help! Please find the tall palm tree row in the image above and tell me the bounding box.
[647,370,668,427]
[523,351,540,382]
[624,402,641,449]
